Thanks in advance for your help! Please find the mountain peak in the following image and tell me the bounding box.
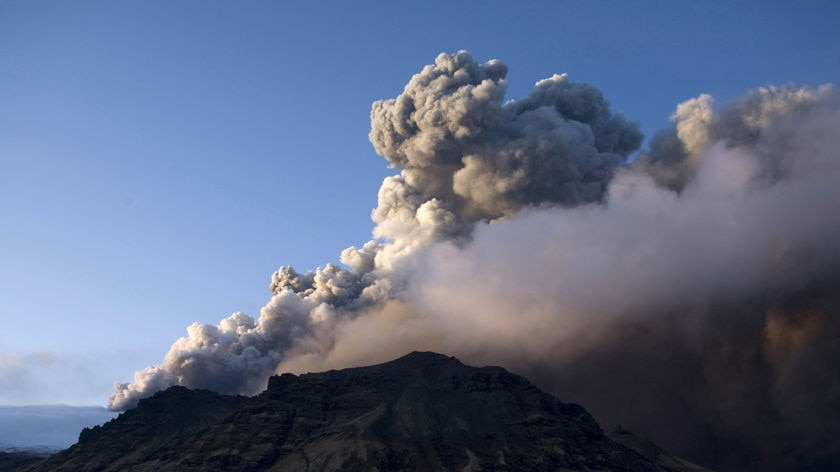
[27,352,707,472]
[386,350,462,366]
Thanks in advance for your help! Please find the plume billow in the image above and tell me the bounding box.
[110,51,840,471]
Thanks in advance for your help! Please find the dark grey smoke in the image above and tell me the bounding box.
[370,51,642,230]
[110,51,839,471]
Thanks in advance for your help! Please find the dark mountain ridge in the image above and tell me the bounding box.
[24,352,710,471]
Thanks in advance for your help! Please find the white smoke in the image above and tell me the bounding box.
[109,51,839,471]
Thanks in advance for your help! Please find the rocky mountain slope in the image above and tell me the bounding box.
[24,352,710,471]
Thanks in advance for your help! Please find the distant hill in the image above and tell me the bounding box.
[0,405,117,451]
[24,352,711,471]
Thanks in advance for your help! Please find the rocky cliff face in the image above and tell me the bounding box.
[26,352,709,472]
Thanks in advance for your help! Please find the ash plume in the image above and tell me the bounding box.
[109,51,840,471]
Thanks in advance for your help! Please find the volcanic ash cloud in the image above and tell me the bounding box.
[109,51,840,471]
[108,50,643,410]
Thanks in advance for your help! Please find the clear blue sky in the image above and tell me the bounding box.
[1,1,838,406]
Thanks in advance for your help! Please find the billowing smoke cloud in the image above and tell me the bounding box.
[369,51,641,239]
[109,51,839,471]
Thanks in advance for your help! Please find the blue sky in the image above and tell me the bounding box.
[1,1,838,406]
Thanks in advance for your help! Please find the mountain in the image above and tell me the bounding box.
[23,352,710,471]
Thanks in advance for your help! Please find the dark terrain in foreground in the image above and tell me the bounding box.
[20,352,710,471]
[1,450,52,472]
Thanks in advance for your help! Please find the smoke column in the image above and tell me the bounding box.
[109,51,840,471]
